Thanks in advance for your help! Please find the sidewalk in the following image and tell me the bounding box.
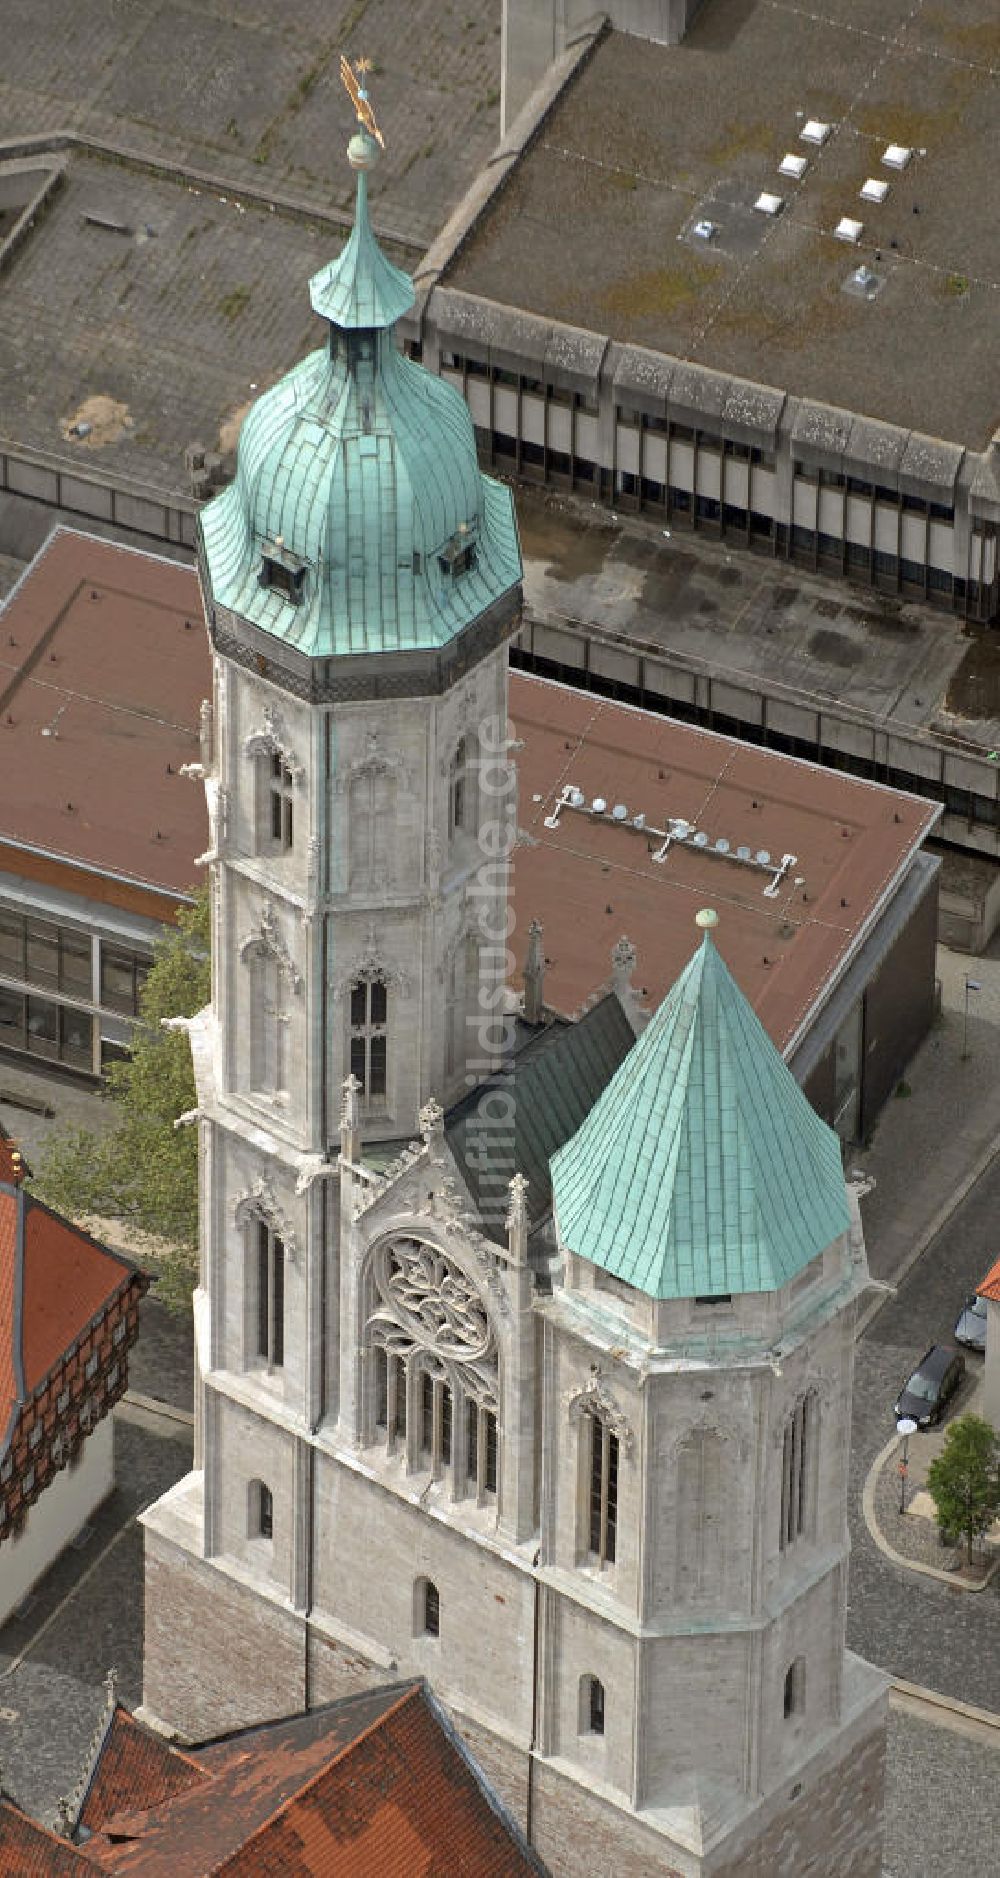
[863,1366,1000,1593]
[850,936,1000,1294]
[854,939,1000,1587]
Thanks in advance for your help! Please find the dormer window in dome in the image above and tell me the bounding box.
[438,523,478,582]
[258,536,308,606]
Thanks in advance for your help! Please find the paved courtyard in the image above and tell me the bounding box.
[0,1408,192,1827]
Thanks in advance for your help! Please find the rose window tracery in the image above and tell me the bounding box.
[367,1234,497,1409]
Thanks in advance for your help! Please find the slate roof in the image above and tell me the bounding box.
[200,127,521,661]
[446,991,636,1230]
[550,922,850,1299]
[35,1683,540,1874]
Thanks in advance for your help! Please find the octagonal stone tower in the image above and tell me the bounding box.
[141,95,523,1734]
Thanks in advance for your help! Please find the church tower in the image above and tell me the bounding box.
[530,908,887,1873]
[141,74,885,1878]
[141,72,523,1723]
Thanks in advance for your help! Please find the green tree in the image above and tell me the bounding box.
[926,1412,1000,1566]
[30,889,210,1311]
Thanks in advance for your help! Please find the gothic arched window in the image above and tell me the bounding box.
[251,1217,285,1371]
[415,1576,440,1638]
[449,736,468,839]
[242,909,300,1100]
[784,1656,806,1719]
[465,1397,498,1502]
[249,1477,273,1541]
[365,1236,498,1506]
[448,731,480,847]
[779,1393,816,1552]
[249,950,286,1095]
[418,1363,453,1476]
[579,1674,605,1737]
[350,976,388,1103]
[349,768,395,890]
[268,753,295,851]
[586,1410,619,1567]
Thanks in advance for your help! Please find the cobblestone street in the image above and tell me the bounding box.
[0,1410,192,1828]
[885,1708,1000,1878]
[848,1152,1000,1712]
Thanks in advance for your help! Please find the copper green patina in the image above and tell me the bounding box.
[550,923,850,1300]
[199,130,521,659]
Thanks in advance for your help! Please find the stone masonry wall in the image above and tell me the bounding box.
[529,1715,885,1878]
[143,1532,304,1740]
[530,1761,689,1878]
[710,1719,886,1878]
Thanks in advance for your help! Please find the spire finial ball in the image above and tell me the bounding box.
[695,907,719,930]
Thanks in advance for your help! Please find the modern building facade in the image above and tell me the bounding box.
[140,90,887,1878]
[0,531,208,1078]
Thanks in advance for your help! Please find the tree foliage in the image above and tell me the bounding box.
[926,1412,1000,1565]
[30,889,210,1311]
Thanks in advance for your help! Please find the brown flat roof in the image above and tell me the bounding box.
[446,15,1000,451]
[508,672,938,1048]
[0,530,208,897]
[0,532,936,1047]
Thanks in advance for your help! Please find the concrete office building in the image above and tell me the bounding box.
[405,3,1000,624]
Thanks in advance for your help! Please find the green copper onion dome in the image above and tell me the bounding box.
[550,912,851,1300]
[199,120,521,660]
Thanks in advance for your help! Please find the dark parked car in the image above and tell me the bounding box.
[894,1345,966,1428]
[954,1293,988,1352]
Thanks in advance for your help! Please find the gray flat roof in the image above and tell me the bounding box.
[445,9,1000,451]
[515,484,1000,751]
[0,0,502,249]
[0,0,503,493]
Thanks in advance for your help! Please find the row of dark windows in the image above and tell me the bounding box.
[435,350,959,530]
[793,464,954,518]
[0,912,150,1015]
[473,421,996,620]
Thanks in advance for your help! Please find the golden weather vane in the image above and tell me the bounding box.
[340,54,385,149]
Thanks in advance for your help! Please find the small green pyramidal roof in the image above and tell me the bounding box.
[550,912,851,1300]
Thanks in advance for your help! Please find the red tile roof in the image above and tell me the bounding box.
[70,1686,538,1875]
[78,1709,207,1836]
[18,1200,138,1395]
[1,1185,148,1492]
[978,1255,1000,1302]
[0,1800,92,1872]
